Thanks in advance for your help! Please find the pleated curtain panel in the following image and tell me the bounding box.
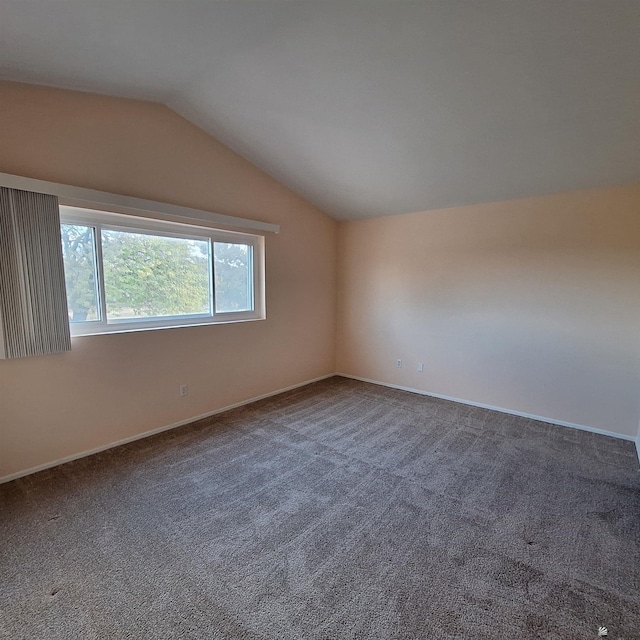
[0,187,71,359]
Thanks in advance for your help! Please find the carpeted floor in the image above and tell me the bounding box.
[1,376,639,639]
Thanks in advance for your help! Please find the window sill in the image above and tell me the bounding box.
[70,315,266,337]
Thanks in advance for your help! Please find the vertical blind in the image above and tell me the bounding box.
[0,187,71,359]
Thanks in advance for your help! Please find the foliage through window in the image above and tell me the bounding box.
[59,207,264,335]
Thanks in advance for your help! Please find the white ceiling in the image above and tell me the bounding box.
[1,1,639,220]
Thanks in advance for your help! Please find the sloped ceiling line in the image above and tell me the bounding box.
[1,1,639,220]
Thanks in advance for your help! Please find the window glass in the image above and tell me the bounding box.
[101,229,211,321]
[60,223,100,323]
[214,242,253,313]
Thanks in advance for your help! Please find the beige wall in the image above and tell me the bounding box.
[337,186,640,438]
[0,81,337,479]
[1,81,638,480]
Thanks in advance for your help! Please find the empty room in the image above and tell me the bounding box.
[1,2,639,639]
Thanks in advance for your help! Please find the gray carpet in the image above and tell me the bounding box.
[1,376,639,639]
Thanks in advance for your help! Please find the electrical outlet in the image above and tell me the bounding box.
[396,359,402,368]
[179,384,188,397]
[417,363,424,372]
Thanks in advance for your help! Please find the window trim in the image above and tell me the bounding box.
[60,206,265,337]
[0,171,280,234]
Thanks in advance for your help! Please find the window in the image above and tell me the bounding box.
[59,206,265,336]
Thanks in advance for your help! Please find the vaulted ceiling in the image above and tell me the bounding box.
[1,1,639,220]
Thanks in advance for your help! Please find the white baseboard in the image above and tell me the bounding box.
[4,372,637,484]
[337,373,637,443]
[0,373,334,485]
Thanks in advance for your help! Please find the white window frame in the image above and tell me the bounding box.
[60,206,265,336]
